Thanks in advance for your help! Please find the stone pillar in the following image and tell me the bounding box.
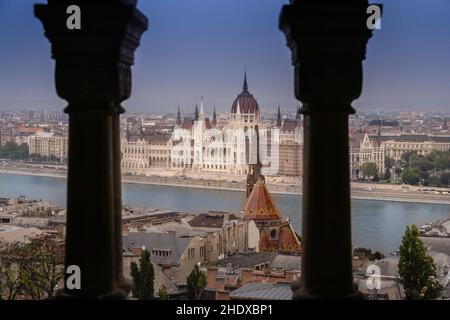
[35,0,148,299]
[279,0,377,299]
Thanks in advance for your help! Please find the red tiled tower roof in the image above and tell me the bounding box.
[242,177,282,221]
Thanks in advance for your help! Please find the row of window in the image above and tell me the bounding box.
[123,148,169,155]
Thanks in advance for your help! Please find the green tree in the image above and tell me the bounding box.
[398,225,443,300]
[384,168,391,181]
[401,168,420,185]
[440,172,450,187]
[130,250,155,300]
[0,235,64,300]
[372,173,380,182]
[158,285,169,300]
[401,151,418,167]
[360,163,378,180]
[0,142,29,160]
[427,175,441,187]
[186,265,206,300]
[20,235,65,300]
[384,156,395,169]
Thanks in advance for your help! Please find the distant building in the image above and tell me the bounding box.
[204,253,301,300]
[120,73,302,177]
[28,132,68,160]
[350,131,385,179]
[189,212,260,261]
[121,132,172,174]
[242,175,301,253]
[0,225,44,244]
[442,120,449,132]
[355,251,450,300]
[278,110,303,177]
[380,134,450,160]
[123,232,207,286]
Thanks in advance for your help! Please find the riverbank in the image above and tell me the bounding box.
[1,165,450,206]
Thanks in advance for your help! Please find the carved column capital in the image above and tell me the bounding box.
[279,0,378,113]
[34,0,148,114]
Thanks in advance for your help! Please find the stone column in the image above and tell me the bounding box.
[35,0,147,299]
[279,0,377,299]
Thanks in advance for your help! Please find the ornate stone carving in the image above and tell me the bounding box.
[35,0,148,113]
[279,1,377,113]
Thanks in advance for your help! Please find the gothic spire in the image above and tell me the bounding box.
[246,125,264,197]
[200,96,205,116]
[126,122,130,142]
[139,120,144,139]
[296,105,301,121]
[243,67,248,92]
[276,104,282,127]
[176,106,181,126]
[194,104,199,120]
[212,106,217,126]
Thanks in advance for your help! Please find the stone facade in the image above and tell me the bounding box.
[27,132,68,160]
[350,132,385,179]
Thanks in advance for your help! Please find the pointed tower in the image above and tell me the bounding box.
[242,160,301,253]
[199,96,205,119]
[276,104,282,127]
[296,105,301,121]
[236,99,241,120]
[212,106,217,127]
[378,117,383,137]
[246,125,263,197]
[243,68,249,92]
[139,121,144,139]
[126,122,131,142]
[243,176,282,221]
[194,104,199,121]
[176,106,181,126]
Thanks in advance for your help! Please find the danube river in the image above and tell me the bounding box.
[1,173,449,255]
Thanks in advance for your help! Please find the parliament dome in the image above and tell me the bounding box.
[231,72,260,114]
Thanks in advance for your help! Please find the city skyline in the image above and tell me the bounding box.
[1,0,450,113]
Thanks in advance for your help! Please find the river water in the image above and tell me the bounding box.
[1,173,449,255]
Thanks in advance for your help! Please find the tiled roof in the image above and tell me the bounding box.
[231,91,259,114]
[188,212,238,229]
[215,252,277,268]
[281,119,300,133]
[349,130,366,148]
[242,178,282,221]
[230,282,293,300]
[269,253,301,271]
[123,232,191,266]
[181,118,194,130]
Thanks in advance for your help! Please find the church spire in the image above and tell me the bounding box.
[200,96,205,116]
[126,122,130,142]
[212,106,217,126]
[296,105,301,121]
[139,121,144,139]
[176,106,181,126]
[243,67,248,92]
[276,104,282,127]
[194,104,199,120]
[246,125,264,197]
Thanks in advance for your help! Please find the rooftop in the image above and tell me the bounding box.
[230,282,293,300]
[123,232,192,266]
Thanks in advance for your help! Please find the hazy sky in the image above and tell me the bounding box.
[1,0,450,114]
